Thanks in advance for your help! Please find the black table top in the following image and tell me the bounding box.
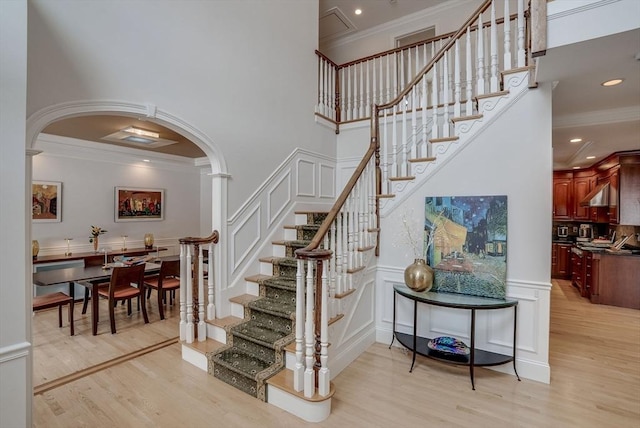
[33,263,161,286]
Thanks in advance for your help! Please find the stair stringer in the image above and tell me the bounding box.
[379,69,532,216]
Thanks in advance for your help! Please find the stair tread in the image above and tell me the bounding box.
[245,274,271,283]
[266,369,335,402]
[229,294,260,306]
[232,320,292,348]
[208,315,244,329]
[212,347,275,378]
[249,296,295,318]
[184,338,226,354]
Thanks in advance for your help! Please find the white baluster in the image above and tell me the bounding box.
[372,57,377,113]
[442,52,450,138]
[197,245,206,341]
[365,59,371,117]
[347,65,352,121]
[421,75,428,158]
[490,1,499,92]
[186,244,194,343]
[465,27,474,115]
[294,259,304,392]
[318,57,325,115]
[330,220,337,319]
[341,67,347,121]
[503,0,512,71]
[431,52,439,139]
[401,95,407,176]
[454,39,461,118]
[517,0,525,67]
[303,260,315,398]
[336,211,343,297]
[207,242,215,320]
[358,62,364,119]
[179,243,187,341]
[386,54,392,104]
[392,106,398,177]
[411,88,417,161]
[318,260,330,397]
[382,110,389,192]
[476,13,486,95]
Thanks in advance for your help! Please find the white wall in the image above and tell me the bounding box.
[335,82,553,383]
[32,135,203,256]
[27,0,328,215]
[0,1,30,426]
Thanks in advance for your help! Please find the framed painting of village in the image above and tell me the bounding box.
[115,187,164,222]
[425,195,508,299]
[32,181,62,223]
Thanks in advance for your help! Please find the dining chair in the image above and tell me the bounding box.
[144,259,180,320]
[97,264,148,334]
[33,292,74,336]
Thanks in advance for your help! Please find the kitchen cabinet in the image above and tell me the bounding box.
[573,173,596,220]
[570,249,583,294]
[588,252,639,310]
[552,243,571,279]
[553,172,573,220]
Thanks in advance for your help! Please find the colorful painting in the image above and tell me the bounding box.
[32,181,62,222]
[425,195,507,299]
[115,187,164,222]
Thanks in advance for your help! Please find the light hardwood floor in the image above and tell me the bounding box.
[32,280,640,427]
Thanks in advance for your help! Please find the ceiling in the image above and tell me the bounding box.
[41,1,639,169]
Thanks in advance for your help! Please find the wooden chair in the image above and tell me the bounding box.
[144,259,180,320]
[33,292,74,336]
[97,264,148,334]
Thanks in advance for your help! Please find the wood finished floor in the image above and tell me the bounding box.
[32,280,640,427]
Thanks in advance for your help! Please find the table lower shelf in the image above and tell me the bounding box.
[395,332,513,367]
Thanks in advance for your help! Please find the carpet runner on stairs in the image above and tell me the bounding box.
[207,212,327,401]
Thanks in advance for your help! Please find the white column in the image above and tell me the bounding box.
[303,260,316,398]
[197,245,206,341]
[293,259,304,392]
[207,241,215,320]
[179,243,187,341]
[318,261,330,396]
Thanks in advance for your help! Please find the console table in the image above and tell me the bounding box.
[390,283,520,390]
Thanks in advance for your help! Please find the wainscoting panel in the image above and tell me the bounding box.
[319,163,335,199]
[267,170,292,227]
[296,159,315,197]
[232,205,261,271]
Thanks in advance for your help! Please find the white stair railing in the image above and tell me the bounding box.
[179,230,219,344]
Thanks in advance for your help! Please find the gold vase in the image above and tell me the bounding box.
[32,240,39,260]
[93,236,99,253]
[404,258,434,292]
[144,233,154,249]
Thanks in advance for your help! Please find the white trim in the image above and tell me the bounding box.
[0,342,31,363]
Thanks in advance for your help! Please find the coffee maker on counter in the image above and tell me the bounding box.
[577,224,594,242]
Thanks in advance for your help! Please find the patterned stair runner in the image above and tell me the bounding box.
[207,212,326,400]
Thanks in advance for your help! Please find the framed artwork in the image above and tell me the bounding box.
[425,195,508,299]
[32,181,62,222]
[115,187,164,222]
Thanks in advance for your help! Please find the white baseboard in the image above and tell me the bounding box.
[267,384,331,423]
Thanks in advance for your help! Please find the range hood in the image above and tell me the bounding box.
[579,182,609,207]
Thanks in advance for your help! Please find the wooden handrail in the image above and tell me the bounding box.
[179,230,219,245]
[295,138,378,255]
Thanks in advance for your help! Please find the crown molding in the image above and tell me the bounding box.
[553,106,640,128]
[35,133,204,174]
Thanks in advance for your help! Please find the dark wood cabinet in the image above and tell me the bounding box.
[553,173,573,220]
[573,173,596,220]
[552,243,571,278]
[571,250,583,293]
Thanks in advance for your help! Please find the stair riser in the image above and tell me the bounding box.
[229,336,276,363]
[245,308,293,335]
[212,363,260,398]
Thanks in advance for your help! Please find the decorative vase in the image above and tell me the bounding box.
[144,233,154,249]
[93,236,99,253]
[32,240,39,260]
[404,258,434,292]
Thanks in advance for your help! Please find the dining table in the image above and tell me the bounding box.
[33,262,161,335]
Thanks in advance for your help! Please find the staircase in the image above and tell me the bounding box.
[207,212,327,401]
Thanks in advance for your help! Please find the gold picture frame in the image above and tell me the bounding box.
[32,181,62,223]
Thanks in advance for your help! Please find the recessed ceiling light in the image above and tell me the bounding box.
[586,156,596,160]
[123,126,159,139]
[572,166,581,169]
[142,159,150,162]
[355,9,362,15]
[601,78,624,87]
[569,138,582,143]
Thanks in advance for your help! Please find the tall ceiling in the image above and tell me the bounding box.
[42,1,639,169]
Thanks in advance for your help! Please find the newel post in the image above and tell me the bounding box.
[294,248,333,398]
